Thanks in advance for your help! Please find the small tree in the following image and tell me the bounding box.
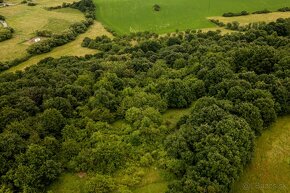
[153,4,161,11]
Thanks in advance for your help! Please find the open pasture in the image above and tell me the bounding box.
[231,116,290,193]
[0,0,85,62]
[94,0,290,34]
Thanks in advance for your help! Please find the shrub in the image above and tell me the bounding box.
[223,11,249,17]
[252,9,271,14]
[27,2,37,6]
[0,15,5,21]
[0,27,13,42]
[36,30,52,37]
[209,19,225,27]
[278,7,290,12]
[153,4,161,12]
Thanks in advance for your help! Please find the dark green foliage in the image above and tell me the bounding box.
[0,15,5,21]
[277,7,290,12]
[209,19,225,27]
[0,27,13,42]
[0,18,289,192]
[252,9,271,14]
[36,30,52,37]
[223,11,249,17]
[153,4,161,12]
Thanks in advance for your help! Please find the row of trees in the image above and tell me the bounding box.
[0,18,289,192]
[223,7,290,17]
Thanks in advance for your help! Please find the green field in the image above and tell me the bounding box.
[231,116,290,193]
[0,0,85,62]
[94,0,290,34]
[3,22,112,73]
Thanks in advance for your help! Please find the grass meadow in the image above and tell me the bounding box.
[94,0,290,34]
[0,0,85,62]
[4,22,112,73]
[231,116,290,193]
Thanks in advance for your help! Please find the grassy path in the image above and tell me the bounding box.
[231,116,290,193]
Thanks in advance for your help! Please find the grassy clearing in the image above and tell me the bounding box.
[161,104,193,129]
[0,0,85,61]
[94,0,290,34]
[4,22,111,73]
[132,168,168,193]
[231,116,290,193]
[209,12,290,26]
[48,173,87,193]
[49,168,168,193]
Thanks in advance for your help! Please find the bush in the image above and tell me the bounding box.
[209,19,225,27]
[223,11,249,17]
[36,30,52,37]
[278,7,290,12]
[0,15,5,21]
[27,2,37,6]
[252,9,271,14]
[153,4,161,11]
[0,27,13,42]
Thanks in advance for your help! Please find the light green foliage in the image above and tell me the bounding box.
[85,174,116,193]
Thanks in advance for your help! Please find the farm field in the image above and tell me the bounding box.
[231,116,290,193]
[4,22,112,73]
[93,0,290,34]
[0,0,85,62]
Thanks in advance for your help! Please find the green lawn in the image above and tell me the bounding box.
[231,116,290,193]
[94,0,290,34]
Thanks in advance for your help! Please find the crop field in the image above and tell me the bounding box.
[231,116,290,193]
[0,0,85,62]
[94,0,290,34]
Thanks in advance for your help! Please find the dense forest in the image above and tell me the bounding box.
[0,18,290,193]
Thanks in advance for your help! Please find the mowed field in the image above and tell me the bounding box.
[94,0,290,34]
[231,116,290,193]
[0,0,85,62]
